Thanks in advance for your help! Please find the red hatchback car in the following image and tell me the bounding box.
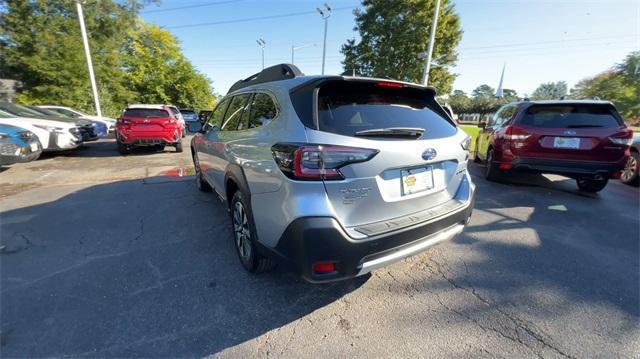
[116,105,183,155]
[474,100,633,193]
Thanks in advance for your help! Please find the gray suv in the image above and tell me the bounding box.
[191,64,476,282]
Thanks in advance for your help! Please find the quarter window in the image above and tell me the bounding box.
[248,93,277,129]
[222,94,251,131]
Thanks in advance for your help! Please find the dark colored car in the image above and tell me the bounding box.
[198,110,212,123]
[474,100,633,193]
[620,132,639,186]
[179,108,199,122]
[0,123,42,165]
[115,105,183,154]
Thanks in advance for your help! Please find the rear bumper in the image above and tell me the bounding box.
[506,157,626,178]
[271,177,476,283]
[116,130,180,146]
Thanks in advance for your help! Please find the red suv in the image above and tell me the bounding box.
[116,105,183,155]
[474,100,633,193]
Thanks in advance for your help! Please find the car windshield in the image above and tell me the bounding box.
[0,102,48,118]
[316,81,456,139]
[123,108,169,118]
[519,104,622,128]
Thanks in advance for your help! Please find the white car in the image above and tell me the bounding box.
[0,110,82,151]
[39,105,116,132]
[127,104,186,137]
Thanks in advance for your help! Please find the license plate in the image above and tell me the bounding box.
[30,143,38,152]
[554,137,580,149]
[401,167,434,195]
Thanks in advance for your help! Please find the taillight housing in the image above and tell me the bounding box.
[271,143,378,181]
[118,118,131,125]
[460,136,471,151]
[503,125,531,141]
[609,128,633,146]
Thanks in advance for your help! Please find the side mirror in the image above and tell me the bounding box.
[478,121,486,129]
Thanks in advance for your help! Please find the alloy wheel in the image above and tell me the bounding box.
[621,155,637,183]
[233,201,252,262]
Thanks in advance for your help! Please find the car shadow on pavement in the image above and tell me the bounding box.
[0,178,368,357]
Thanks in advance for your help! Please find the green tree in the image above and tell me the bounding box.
[502,89,518,102]
[0,0,144,116]
[571,51,639,121]
[447,90,471,114]
[124,21,213,110]
[341,0,462,94]
[531,81,568,100]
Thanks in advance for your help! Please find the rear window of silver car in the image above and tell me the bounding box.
[316,81,456,139]
[519,105,622,128]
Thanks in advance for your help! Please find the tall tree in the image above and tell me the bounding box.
[341,0,462,94]
[531,81,568,100]
[571,51,639,121]
[124,21,214,110]
[0,0,143,116]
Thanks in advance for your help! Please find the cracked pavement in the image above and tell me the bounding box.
[1,137,638,357]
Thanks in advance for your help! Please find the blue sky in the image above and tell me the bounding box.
[140,0,640,96]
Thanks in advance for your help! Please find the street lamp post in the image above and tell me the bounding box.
[76,1,102,120]
[291,43,316,65]
[316,4,332,75]
[256,38,266,70]
[421,0,441,86]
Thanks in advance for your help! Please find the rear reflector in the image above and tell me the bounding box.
[313,262,336,274]
[499,163,513,170]
[613,171,622,179]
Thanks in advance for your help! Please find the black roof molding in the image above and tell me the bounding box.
[228,64,304,94]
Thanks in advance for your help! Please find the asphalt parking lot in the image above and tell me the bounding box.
[1,137,638,358]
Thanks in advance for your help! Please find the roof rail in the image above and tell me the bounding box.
[228,64,303,93]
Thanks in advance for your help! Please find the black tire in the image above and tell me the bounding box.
[174,140,183,153]
[620,150,639,186]
[117,141,129,155]
[230,191,275,273]
[576,177,608,193]
[181,126,186,138]
[485,148,503,182]
[193,153,212,192]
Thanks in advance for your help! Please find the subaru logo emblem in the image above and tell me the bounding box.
[422,148,437,161]
[564,130,577,135]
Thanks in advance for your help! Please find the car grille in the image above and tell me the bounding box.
[0,140,20,155]
[78,124,97,140]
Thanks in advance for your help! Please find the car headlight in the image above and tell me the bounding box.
[33,124,67,133]
[0,132,8,139]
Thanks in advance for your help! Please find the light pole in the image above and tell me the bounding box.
[256,38,266,70]
[316,3,332,75]
[291,43,316,65]
[76,1,102,120]
[421,0,441,86]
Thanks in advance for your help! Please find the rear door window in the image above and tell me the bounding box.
[123,109,169,118]
[247,93,277,129]
[221,94,251,131]
[316,81,456,139]
[207,100,229,129]
[518,104,622,128]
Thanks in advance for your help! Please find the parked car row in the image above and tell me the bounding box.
[0,102,116,166]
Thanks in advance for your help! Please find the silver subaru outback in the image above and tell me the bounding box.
[191,64,476,283]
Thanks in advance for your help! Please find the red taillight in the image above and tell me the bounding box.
[119,118,131,125]
[499,163,513,170]
[313,262,336,274]
[375,81,404,89]
[609,128,633,146]
[503,126,531,141]
[272,143,378,181]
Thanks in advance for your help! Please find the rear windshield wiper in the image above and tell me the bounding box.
[566,125,604,128]
[354,127,424,138]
